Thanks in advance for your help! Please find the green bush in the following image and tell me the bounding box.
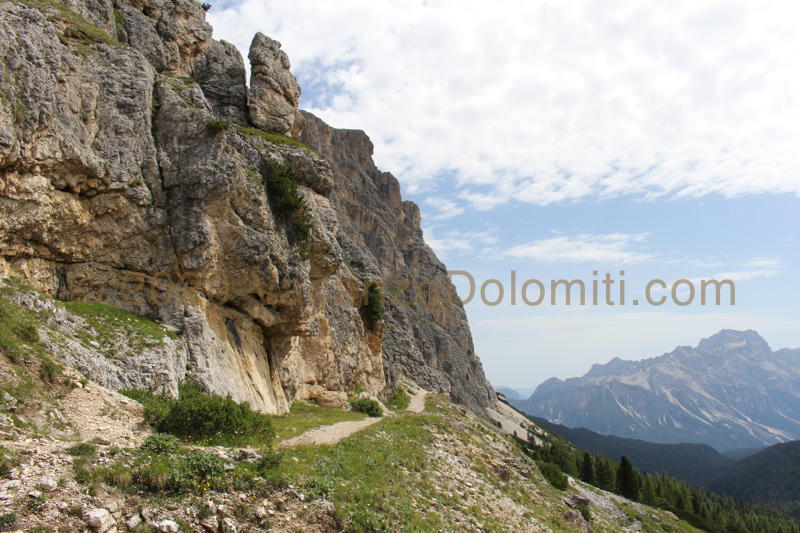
[364,283,384,331]
[386,386,410,411]
[577,503,592,522]
[0,511,17,531]
[134,448,225,494]
[349,397,383,417]
[0,446,16,477]
[255,448,283,473]
[127,381,275,446]
[262,160,312,258]
[67,442,97,457]
[39,358,61,383]
[537,460,568,490]
[206,119,230,133]
[140,433,181,454]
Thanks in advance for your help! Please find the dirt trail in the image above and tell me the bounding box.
[280,418,381,447]
[406,387,428,413]
[281,387,429,447]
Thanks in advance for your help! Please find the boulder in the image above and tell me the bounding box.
[154,519,180,532]
[83,508,117,533]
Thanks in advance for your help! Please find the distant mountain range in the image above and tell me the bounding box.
[513,330,800,451]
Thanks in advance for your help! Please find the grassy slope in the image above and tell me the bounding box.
[0,280,703,531]
[274,394,703,532]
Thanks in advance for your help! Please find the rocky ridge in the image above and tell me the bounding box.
[515,330,800,450]
[0,0,493,413]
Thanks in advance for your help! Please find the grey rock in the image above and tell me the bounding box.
[220,517,237,533]
[154,519,180,532]
[248,32,304,138]
[84,508,116,532]
[193,39,248,124]
[125,514,142,530]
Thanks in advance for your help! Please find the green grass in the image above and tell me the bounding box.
[12,0,120,46]
[0,446,17,477]
[275,414,446,531]
[270,402,367,441]
[236,126,313,152]
[61,300,177,354]
[0,295,45,364]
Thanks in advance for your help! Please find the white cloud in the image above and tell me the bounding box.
[424,197,465,220]
[209,0,800,209]
[502,233,653,264]
[423,226,497,258]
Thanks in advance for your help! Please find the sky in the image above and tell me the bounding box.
[208,0,800,391]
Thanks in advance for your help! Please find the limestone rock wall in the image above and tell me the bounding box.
[301,113,495,410]
[0,0,493,413]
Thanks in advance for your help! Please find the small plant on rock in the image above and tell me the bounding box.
[205,119,230,133]
[262,159,312,259]
[364,283,384,332]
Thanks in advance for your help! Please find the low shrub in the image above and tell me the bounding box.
[386,386,410,411]
[39,358,61,383]
[577,503,592,522]
[255,448,283,473]
[125,381,275,447]
[140,433,180,455]
[536,460,568,490]
[134,448,225,494]
[0,511,17,532]
[0,446,16,477]
[67,442,97,457]
[349,397,383,417]
[262,160,312,258]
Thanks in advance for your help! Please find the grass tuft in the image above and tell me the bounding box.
[237,126,314,152]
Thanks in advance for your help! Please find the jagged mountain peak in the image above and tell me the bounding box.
[697,328,771,354]
[514,330,800,451]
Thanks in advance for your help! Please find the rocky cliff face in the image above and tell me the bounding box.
[515,330,800,450]
[300,113,494,410]
[0,0,493,412]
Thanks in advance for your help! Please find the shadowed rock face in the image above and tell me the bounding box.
[301,112,495,411]
[0,0,493,412]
